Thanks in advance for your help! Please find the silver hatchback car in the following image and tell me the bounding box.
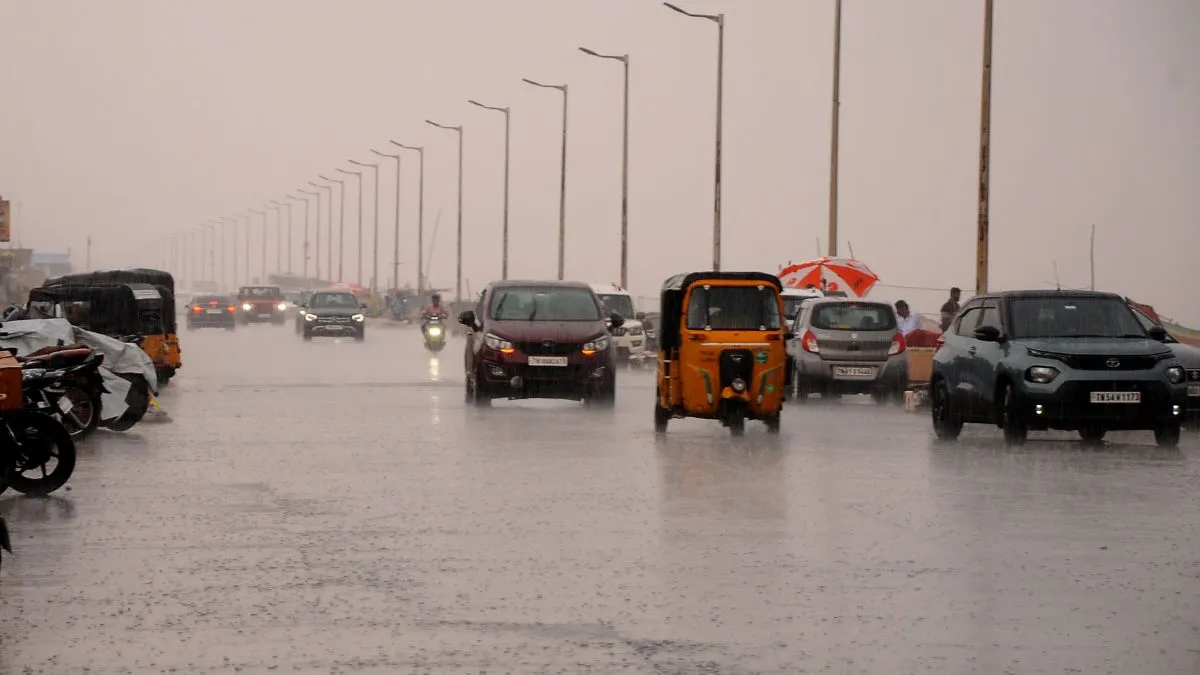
[788,298,909,403]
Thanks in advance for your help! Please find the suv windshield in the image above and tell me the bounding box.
[490,286,601,321]
[685,285,781,330]
[309,292,358,308]
[596,294,635,319]
[810,302,897,331]
[239,286,281,298]
[1009,297,1146,339]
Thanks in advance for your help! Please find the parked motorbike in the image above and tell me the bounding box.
[0,408,77,497]
[18,346,107,441]
[423,316,447,353]
[0,515,10,572]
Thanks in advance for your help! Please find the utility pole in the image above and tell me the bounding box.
[827,0,842,258]
[975,0,994,295]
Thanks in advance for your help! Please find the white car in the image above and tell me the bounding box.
[590,283,646,363]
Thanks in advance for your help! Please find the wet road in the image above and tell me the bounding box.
[3,322,1199,674]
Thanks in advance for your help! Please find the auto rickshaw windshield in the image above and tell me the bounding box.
[686,285,782,331]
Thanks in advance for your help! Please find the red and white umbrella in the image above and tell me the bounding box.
[778,257,879,297]
[327,282,369,296]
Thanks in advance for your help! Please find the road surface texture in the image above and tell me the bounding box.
[2,323,1198,674]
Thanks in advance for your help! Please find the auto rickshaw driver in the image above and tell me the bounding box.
[655,271,791,437]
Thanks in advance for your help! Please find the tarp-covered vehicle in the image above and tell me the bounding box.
[0,319,159,431]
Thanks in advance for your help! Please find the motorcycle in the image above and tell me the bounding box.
[0,516,10,572]
[0,408,77,497]
[423,316,447,353]
[17,346,107,441]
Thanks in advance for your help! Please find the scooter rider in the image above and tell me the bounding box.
[421,293,449,331]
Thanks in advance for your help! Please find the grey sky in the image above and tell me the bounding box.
[1,0,1196,322]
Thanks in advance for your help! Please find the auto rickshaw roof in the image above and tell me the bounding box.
[661,271,782,293]
[44,268,176,294]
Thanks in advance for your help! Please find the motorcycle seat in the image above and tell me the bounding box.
[19,347,94,366]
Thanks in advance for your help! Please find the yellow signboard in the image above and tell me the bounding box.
[0,200,9,243]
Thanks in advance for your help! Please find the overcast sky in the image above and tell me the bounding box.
[1,0,1196,323]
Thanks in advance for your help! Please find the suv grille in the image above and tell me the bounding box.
[516,340,579,357]
[1059,354,1159,371]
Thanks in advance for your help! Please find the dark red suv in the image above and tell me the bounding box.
[459,280,625,406]
[236,285,286,325]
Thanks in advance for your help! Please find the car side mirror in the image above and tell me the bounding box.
[458,310,476,327]
[974,325,1001,342]
[608,312,625,329]
[1147,325,1168,342]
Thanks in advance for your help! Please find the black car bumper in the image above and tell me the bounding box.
[1018,380,1187,431]
[477,360,613,400]
[306,319,364,336]
[187,314,235,328]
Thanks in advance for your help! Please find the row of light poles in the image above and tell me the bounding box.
[163,2,727,298]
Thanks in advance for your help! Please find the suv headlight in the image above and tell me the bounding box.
[352,313,365,322]
[277,302,287,311]
[1026,365,1059,384]
[484,333,515,353]
[242,303,252,311]
[1165,365,1185,384]
[304,313,317,321]
[582,335,610,355]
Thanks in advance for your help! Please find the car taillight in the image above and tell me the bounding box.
[227,305,236,312]
[192,305,202,313]
[889,332,906,356]
[801,329,819,354]
[935,334,945,349]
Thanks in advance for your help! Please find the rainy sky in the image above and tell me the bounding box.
[1,0,1197,323]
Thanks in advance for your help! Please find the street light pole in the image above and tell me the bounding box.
[827,0,842,258]
[338,167,365,286]
[350,160,381,292]
[251,208,267,283]
[468,98,511,280]
[319,175,344,281]
[391,142,425,301]
[291,193,312,279]
[371,149,404,290]
[206,219,219,284]
[578,47,631,288]
[425,120,465,301]
[270,201,287,273]
[242,212,251,285]
[309,181,332,281]
[664,2,724,271]
[521,79,569,280]
[976,0,994,295]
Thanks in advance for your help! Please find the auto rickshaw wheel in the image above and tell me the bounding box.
[764,413,780,434]
[727,404,746,437]
[654,405,670,433]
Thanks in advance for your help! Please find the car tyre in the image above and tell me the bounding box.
[586,381,616,408]
[792,370,810,404]
[466,375,492,407]
[302,329,312,341]
[930,378,963,441]
[1000,383,1028,446]
[1154,421,1181,448]
[354,330,365,342]
[1078,427,1106,446]
[225,324,235,331]
[654,402,670,433]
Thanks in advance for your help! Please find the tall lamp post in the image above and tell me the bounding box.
[425,120,464,301]
[521,78,569,280]
[250,208,267,283]
[319,174,344,281]
[270,200,289,274]
[290,193,312,279]
[218,216,234,289]
[390,142,425,301]
[348,159,380,291]
[371,149,404,290]
[309,180,332,281]
[579,47,631,288]
[241,212,252,285]
[467,98,511,280]
[337,167,364,286]
[205,219,220,284]
[827,0,843,258]
[663,2,725,271]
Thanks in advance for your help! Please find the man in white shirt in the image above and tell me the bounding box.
[894,300,921,336]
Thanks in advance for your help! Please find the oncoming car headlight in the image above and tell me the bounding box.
[484,333,514,354]
[277,302,287,311]
[352,313,365,322]
[1165,366,1185,384]
[1025,365,1059,384]
[582,335,610,355]
[304,313,317,322]
[242,303,252,311]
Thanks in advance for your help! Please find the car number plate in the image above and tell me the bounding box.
[206,309,223,314]
[528,356,568,367]
[57,397,74,414]
[258,313,272,318]
[833,366,875,379]
[1090,391,1141,404]
[1188,384,1200,397]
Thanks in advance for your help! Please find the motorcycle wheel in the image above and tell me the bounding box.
[2,409,77,497]
[101,374,151,432]
[51,382,103,441]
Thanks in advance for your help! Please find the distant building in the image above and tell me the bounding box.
[30,252,73,278]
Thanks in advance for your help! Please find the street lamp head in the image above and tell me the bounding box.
[390,140,422,152]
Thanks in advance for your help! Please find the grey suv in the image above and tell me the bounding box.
[788,298,909,403]
[930,290,1189,447]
